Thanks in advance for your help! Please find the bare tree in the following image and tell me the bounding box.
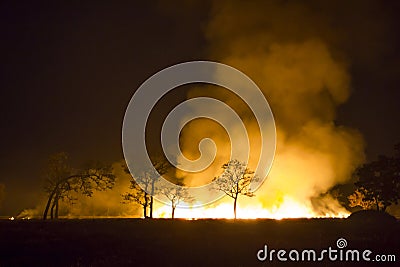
[161,182,194,219]
[43,153,115,220]
[148,159,170,218]
[123,157,170,218]
[212,159,259,219]
[122,174,151,218]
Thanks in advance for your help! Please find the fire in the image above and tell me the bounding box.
[153,196,349,219]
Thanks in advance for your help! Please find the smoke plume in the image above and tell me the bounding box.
[178,0,365,215]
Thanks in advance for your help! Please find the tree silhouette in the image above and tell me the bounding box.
[122,173,151,218]
[148,159,170,218]
[43,153,115,220]
[353,144,400,212]
[212,159,259,219]
[160,182,193,219]
[123,158,170,218]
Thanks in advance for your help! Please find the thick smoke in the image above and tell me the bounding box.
[178,0,365,215]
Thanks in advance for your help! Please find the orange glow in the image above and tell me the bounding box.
[153,196,349,219]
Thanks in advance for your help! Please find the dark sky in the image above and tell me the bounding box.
[1,1,399,216]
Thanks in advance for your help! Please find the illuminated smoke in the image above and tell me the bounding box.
[62,161,139,218]
[176,0,365,217]
[16,162,140,219]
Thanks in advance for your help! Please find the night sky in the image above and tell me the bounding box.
[1,1,400,216]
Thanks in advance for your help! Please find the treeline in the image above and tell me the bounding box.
[42,153,258,219]
[42,143,400,220]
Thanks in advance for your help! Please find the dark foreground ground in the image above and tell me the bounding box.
[0,218,399,267]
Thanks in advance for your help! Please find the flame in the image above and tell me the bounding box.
[153,196,349,220]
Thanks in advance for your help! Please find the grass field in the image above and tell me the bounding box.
[0,218,398,266]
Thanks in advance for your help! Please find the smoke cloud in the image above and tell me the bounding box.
[178,0,365,215]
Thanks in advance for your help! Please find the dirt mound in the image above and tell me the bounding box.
[348,210,397,224]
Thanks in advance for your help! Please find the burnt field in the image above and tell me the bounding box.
[0,218,398,267]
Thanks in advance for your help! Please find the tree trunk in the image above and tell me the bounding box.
[150,200,153,218]
[150,196,154,218]
[143,204,147,218]
[150,178,157,219]
[172,206,175,219]
[233,197,238,219]
[50,198,56,219]
[43,187,58,220]
[42,174,90,220]
[375,198,380,211]
[50,191,60,219]
[234,181,239,219]
[55,198,59,219]
[144,192,148,218]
